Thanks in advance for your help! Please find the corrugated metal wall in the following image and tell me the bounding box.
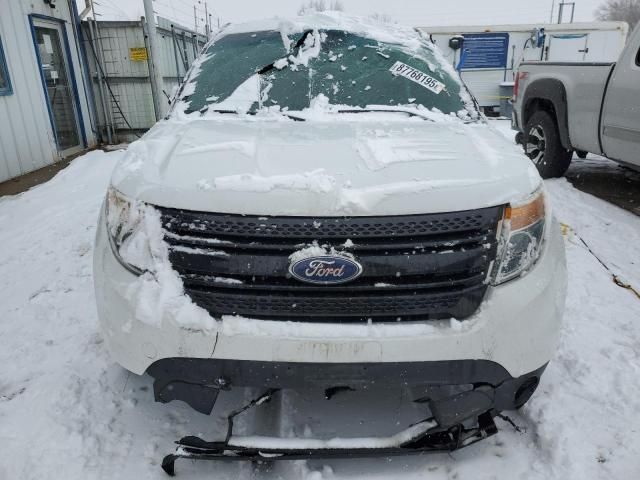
[83,18,207,143]
[0,0,96,183]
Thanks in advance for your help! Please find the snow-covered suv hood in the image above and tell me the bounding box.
[112,117,541,216]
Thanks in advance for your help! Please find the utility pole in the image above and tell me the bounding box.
[550,0,555,24]
[194,5,198,35]
[204,2,210,40]
[143,0,165,120]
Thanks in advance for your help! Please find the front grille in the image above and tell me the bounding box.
[158,207,502,322]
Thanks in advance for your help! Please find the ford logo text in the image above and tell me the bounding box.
[289,255,363,285]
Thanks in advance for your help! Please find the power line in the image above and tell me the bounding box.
[99,0,129,18]
[154,0,200,28]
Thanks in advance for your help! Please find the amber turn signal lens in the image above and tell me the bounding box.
[505,192,545,231]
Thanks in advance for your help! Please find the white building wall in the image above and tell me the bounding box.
[0,0,96,183]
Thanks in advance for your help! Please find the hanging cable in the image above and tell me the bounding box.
[560,223,640,300]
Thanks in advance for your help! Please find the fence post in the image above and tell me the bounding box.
[87,18,112,144]
[181,31,189,70]
[171,25,182,84]
[191,34,198,60]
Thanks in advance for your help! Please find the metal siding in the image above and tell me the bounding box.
[459,70,507,107]
[83,20,205,140]
[0,0,96,184]
[0,0,55,179]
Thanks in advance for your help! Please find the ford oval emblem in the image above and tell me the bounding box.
[289,255,363,285]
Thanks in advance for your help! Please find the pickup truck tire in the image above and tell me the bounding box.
[524,111,573,178]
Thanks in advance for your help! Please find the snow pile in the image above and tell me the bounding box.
[356,137,459,170]
[220,12,426,52]
[297,95,463,123]
[179,140,257,158]
[219,313,482,339]
[287,29,323,70]
[337,178,485,213]
[110,130,183,184]
[229,419,436,450]
[164,231,231,245]
[288,240,355,263]
[106,186,217,333]
[204,168,337,193]
[168,245,228,257]
[118,205,217,332]
[206,74,261,114]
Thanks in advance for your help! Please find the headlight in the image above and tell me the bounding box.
[491,189,546,285]
[105,187,159,275]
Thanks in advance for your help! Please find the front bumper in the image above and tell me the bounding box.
[148,357,547,416]
[94,212,566,376]
[159,385,504,476]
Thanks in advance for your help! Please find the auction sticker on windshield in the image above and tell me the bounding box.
[389,61,445,94]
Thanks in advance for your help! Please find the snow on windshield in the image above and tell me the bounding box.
[173,12,478,121]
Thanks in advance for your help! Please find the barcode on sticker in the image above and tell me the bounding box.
[389,61,445,94]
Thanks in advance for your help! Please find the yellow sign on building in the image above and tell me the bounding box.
[129,47,148,62]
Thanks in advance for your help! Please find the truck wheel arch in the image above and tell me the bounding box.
[522,79,571,150]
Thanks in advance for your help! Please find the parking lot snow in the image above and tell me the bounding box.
[1,140,639,479]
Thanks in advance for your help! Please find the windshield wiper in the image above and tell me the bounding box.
[335,108,434,121]
[208,109,306,122]
[256,30,314,76]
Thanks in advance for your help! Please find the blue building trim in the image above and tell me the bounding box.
[28,15,59,149]
[70,0,98,140]
[28,13,87,152]
[0,36,13,96]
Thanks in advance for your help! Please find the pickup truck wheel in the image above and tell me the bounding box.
[524,111,572,178]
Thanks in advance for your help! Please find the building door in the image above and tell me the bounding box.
[546,34,589,62]
[31,17,83,157]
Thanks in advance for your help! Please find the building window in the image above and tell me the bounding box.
[0,36,12,95]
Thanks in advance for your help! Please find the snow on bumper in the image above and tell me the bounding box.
[94,214,566,378]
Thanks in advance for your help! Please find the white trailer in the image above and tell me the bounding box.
[419,22,629,113]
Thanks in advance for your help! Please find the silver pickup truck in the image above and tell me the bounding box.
[512,24,640,178]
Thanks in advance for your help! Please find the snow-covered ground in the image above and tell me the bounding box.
[1,121,639,479]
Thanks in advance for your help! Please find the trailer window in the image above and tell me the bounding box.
[0,36,12,96]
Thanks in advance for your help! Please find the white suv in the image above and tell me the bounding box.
[94,14,566,457]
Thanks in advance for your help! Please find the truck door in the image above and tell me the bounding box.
[601,27,640,168]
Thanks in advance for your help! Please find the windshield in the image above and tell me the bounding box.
[176,29,478,120]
